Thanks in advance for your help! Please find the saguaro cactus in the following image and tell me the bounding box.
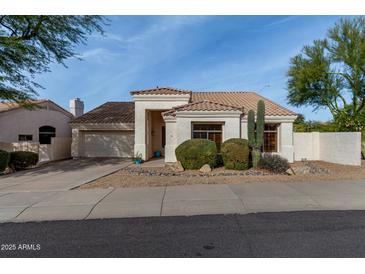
[247,109,255,148]
[247,100,266,168]
[256,100,265,148]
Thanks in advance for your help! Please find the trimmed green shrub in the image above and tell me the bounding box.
[258,154,290,174]
[9,151,39,171]
[175,139,217,170]
[0,150,10,172]
[221,138,250,170]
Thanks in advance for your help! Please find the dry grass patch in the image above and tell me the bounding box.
[78,161,365,189]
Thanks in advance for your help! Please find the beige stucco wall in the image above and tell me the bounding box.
[0,137,71,162]
[293,132,320,161]
[278,122,294,163]
[133,94,190,160]
[0,107,71,142]
[241,121,248,139]
[0,141,39,153]
[51,137,72,161]
[164,111,242,162]
[294,132,361,166]
[163,114,297,163]
[175,112,241,146]
[164,118,178,162]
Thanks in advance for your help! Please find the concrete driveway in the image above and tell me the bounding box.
[0,158,130,192]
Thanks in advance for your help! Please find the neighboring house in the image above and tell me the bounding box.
[0,99,80,144]
[70,87,297,163]
[0,98,84,162]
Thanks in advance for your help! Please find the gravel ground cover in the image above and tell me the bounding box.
[79,160,365,189]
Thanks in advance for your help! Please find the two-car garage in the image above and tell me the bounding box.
[69,102,136,158]
[82,130,134,158]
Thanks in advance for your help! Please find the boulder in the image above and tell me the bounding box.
[3,166,13,174]
[199,164,211,173]
[170,161,184,173]
[285,168,295,175]
[291,165,311,175]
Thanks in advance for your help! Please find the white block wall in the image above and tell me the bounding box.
[279,122,294,163]
[294,132,361,166]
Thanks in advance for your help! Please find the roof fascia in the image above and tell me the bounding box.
[133,94,191,102]
[69,123,135,130]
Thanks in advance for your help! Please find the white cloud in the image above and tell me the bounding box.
[76,48,121,64]
[116,16,208,45]
[264,16,297,28]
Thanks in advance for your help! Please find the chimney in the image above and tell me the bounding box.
[69,98,84,117]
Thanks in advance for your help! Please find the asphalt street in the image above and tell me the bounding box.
[1,210,365,257]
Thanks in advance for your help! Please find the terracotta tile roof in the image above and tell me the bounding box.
[192,92,296,116]
[0,99,73,117]
[71,88,295,125]
[0,100,47,113]
[131,87,295,116]
[163,100,243,117]
[130,87,192,95]
[70,102,134,124]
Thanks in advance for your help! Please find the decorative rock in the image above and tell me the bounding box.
[286,168,295,175]
[170,161,184,173]
[199,164,211,173]
[3,167,13,174]
[292,166,311,174]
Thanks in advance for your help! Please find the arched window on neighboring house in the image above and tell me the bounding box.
[39,126,56,144]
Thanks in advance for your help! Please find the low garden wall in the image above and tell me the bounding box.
[0,137,71,163]
[294,132,361,166]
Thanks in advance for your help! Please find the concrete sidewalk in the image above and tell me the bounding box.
[2,180,365,223]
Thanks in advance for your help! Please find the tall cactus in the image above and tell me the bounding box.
[256,100,265,148]
[247,100,266,168]
[247,109,255,148]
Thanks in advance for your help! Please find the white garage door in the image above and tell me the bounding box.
[83,131,134,157]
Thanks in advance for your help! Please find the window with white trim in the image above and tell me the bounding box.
[263,123,278,152]
[192,123,223,151]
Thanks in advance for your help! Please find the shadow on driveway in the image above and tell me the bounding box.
[0,158,130,192]
[2,158,128,178]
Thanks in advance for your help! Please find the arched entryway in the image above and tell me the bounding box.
[39,126,56,144]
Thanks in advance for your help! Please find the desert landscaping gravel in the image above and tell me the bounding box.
[79,160,365,189]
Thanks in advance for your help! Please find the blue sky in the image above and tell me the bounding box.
[36,16,352,121]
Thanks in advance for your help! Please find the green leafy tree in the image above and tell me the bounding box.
[294,113,305,124]
[287,17,365,132]
[0,16,106,104]
[293,113,339,132]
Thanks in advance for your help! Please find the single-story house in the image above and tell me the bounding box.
[70,87,297,163]
[0,98,85,163]
[0,99,80,144]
